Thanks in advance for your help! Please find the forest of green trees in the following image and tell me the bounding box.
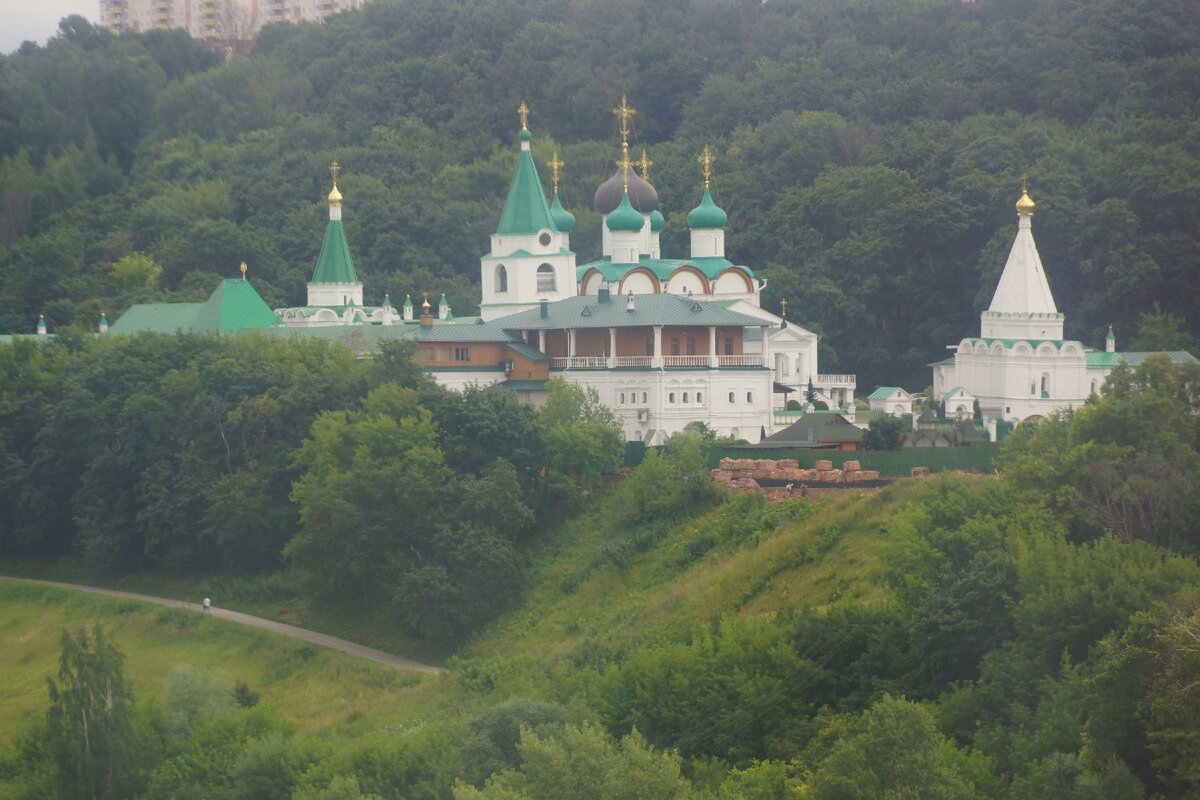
[1,0,1198,387]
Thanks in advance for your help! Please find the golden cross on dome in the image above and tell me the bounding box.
[780,298,788,318]
[1020,173,1028,194]
[329,161,340,187]
[422,292,430,311]
[699,145,715,188]
[617,151,633,192]
[637,149,653,180]
[548,152,564,193]
[239,261,248,278]
[517,101,529,131]
[613,95,636,145]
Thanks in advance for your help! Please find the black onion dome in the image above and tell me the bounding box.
[593,169,658,214]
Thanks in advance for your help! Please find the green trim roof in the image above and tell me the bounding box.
[577,256,753,283]
[502,379,548,391]
[497,145,557,236]
[942,386,971,402]
[687,187,728,229]
[493,293,771,331]
[312,218,358,284]
[506,342,552,362]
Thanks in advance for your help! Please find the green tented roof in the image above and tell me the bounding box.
[312,218,358,284]
[493,293,770,331]
[577,256,753,283]
[110,280,278,335]
[497,146,557,236]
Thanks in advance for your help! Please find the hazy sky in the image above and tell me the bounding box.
[1,0,99,54]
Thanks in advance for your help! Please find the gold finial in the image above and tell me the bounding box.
[328,161,342,205]
[699,145,715,189]
[518,101,529,131]
[421,292,430,312]
[239,261,248,278]
[613,95,636,146]
[1015,174,1035,217]
[780,298,788,318]
[548,151,564,193]
[637,149,653,181]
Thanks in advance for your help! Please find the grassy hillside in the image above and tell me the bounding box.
[0,581,439,750]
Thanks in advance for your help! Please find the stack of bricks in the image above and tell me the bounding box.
[709,457,880,490]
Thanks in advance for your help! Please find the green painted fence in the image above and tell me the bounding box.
[710,442,1000,476]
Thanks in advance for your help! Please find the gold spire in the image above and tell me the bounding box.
[617,150,633,192]
[699,145,715,189]
[637,149,653,181]
[780,298,788,318]
[518,101,529,131]
[1015,174,1035,217]
[328,161,342,205]
[239,261,248,279]
[548,151,565,193]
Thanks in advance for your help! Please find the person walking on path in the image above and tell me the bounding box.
[202,597,211,613]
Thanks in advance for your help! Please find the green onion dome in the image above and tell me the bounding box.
[606,191,644,232]
[649,208,665,232]
[519,127,533,142]
[686,187,727,229]
[550,191,576,232]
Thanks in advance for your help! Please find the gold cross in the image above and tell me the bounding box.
[547,152,564,192]
[329,161,340,187]
[240,261,248,278]
[780,298,788,318]
[518,101,529,130]
[422,292,430,311]
[613,94,636,145]
[616,151,633,191]
[699,145,715,188]
[637,149,653,180]
[1020,173,1028,194]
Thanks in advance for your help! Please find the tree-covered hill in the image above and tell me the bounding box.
[2,0,1199,385]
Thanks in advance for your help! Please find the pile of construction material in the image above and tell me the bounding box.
[710,457,881,490]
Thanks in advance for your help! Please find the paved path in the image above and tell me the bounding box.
[1,577,443,675]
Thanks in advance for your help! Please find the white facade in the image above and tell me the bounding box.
[868,387,913,417]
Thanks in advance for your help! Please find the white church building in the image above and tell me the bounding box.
[932,185,1197,426]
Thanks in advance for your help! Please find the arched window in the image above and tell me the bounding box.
[495,264,508,293]
[728,391,735,403]
[641,392,648,404]
[620,392,626,404]
[668,392,676,404]
[696,392,703,403]
[682,391,690,403]
[746,391,754,403]
[1090,379,1097,394]
[536,264,556,292]
[1040,372,1050,398]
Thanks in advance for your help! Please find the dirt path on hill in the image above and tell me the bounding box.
[0,577,443,675]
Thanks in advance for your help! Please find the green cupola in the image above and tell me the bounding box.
[550,191,576,232]
[687,187,727,229]
[496,102,558,236]
[650,208,665,232]
[606,191,644,232]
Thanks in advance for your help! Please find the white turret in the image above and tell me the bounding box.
[979,184,1064,340]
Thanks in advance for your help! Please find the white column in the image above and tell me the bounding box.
[538,329,546,353]
[760,325,771,369]
[608,327,617,368]
[653,326,663,368]
[568,329,576,357]
[709,326,718,368]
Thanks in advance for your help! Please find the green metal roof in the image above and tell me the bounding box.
[606,191,644,232]
[867,386,906,401]
[752,411,863,448]
[493,293,771,331]
[928,357,956,367]
[110,280,278,334]
[312,218,358,284]
[496,145,557,236]
[942,386,971,402]
[502,379,548,391]
[577,256,753,283]
[1086,350,1199,368]
[506,341,553,362]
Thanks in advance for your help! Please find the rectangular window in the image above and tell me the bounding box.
[454,347,471,362]
[686,337,696,355]
[724,337,734,356]
[671,337,680,356]
[646,337,654,356]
